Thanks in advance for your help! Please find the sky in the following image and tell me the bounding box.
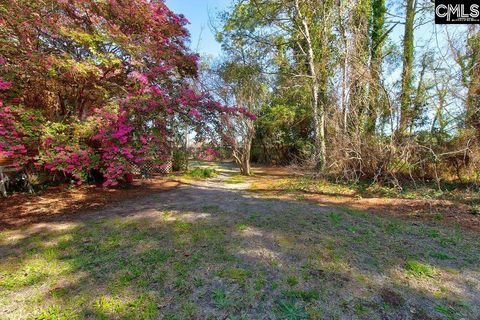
[165,0,230,57]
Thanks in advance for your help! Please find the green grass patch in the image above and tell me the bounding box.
[258,175,479,206]
[385,222,402,234]
[327,212,342,223]
[33,305,78,320]
[139,248,172,264]
[225,174,249,184]
[236,223,249,231]
[435,304,459,320]
[354,303,369,316]
[92,294,157,319]
[275,300,308,320]
[254,276,266,290]
[173,221,193,232]
[185,168,218,179]
[0,259,60,289]
[286,275,299,287]
[282,289,319,302]
[211,288,231,309]
[218,267,251,285]
[405,260,436,278]
[426,229,441,238]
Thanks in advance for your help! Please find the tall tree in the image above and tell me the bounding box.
[293,0,334,171]
[215,61,266,175]
[367,0,387,133]
[349,0,372,131]
[399,0,416,135]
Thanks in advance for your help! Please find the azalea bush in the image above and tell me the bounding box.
[0,88,44,168]
[0,105,32,167]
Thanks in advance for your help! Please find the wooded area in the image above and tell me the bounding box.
[207,0,480,188]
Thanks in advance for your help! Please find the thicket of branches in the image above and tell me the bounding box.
[210,0,480,187]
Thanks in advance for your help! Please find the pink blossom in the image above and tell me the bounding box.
[130,71,149,86]
[189,108,202,120]
[0,79,12,90]
[150,85,164,96]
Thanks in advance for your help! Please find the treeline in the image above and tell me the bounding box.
[206,0,480,186]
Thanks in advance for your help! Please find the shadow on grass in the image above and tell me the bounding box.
[0,179,180,230]
[0,174,479,319]
[246,183,480,231]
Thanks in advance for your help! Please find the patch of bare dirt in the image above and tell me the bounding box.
[0,177,179,230]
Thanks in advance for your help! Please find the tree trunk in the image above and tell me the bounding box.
[367,0,386,134]
[399,0,416,135]
[236,153,251,176]
[342,44,349,133]
[350,0,371,130]
[337,1,349,133]
[241,122,254,175]
[312,82,326,172]
[233,119,254,176]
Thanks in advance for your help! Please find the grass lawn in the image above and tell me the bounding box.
[0,162,479,319]
[258,175,480,207]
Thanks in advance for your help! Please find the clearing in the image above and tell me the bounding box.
[0,162,479,319]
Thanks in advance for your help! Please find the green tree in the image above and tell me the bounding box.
[218,0,335,172]
[367,0,387,133]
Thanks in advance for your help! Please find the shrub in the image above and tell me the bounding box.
[186,168,218,179]
[172,149,188,172]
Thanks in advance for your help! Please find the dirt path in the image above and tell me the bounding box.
[1,161,479,233]
[90,162,320,226]
[0,162,263,230]
[0,162,336,238]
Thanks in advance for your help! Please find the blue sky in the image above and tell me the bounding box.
[166,0,230,57]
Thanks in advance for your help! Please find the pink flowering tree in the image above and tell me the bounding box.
[0,0,249,187]
[197,147,221,161]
